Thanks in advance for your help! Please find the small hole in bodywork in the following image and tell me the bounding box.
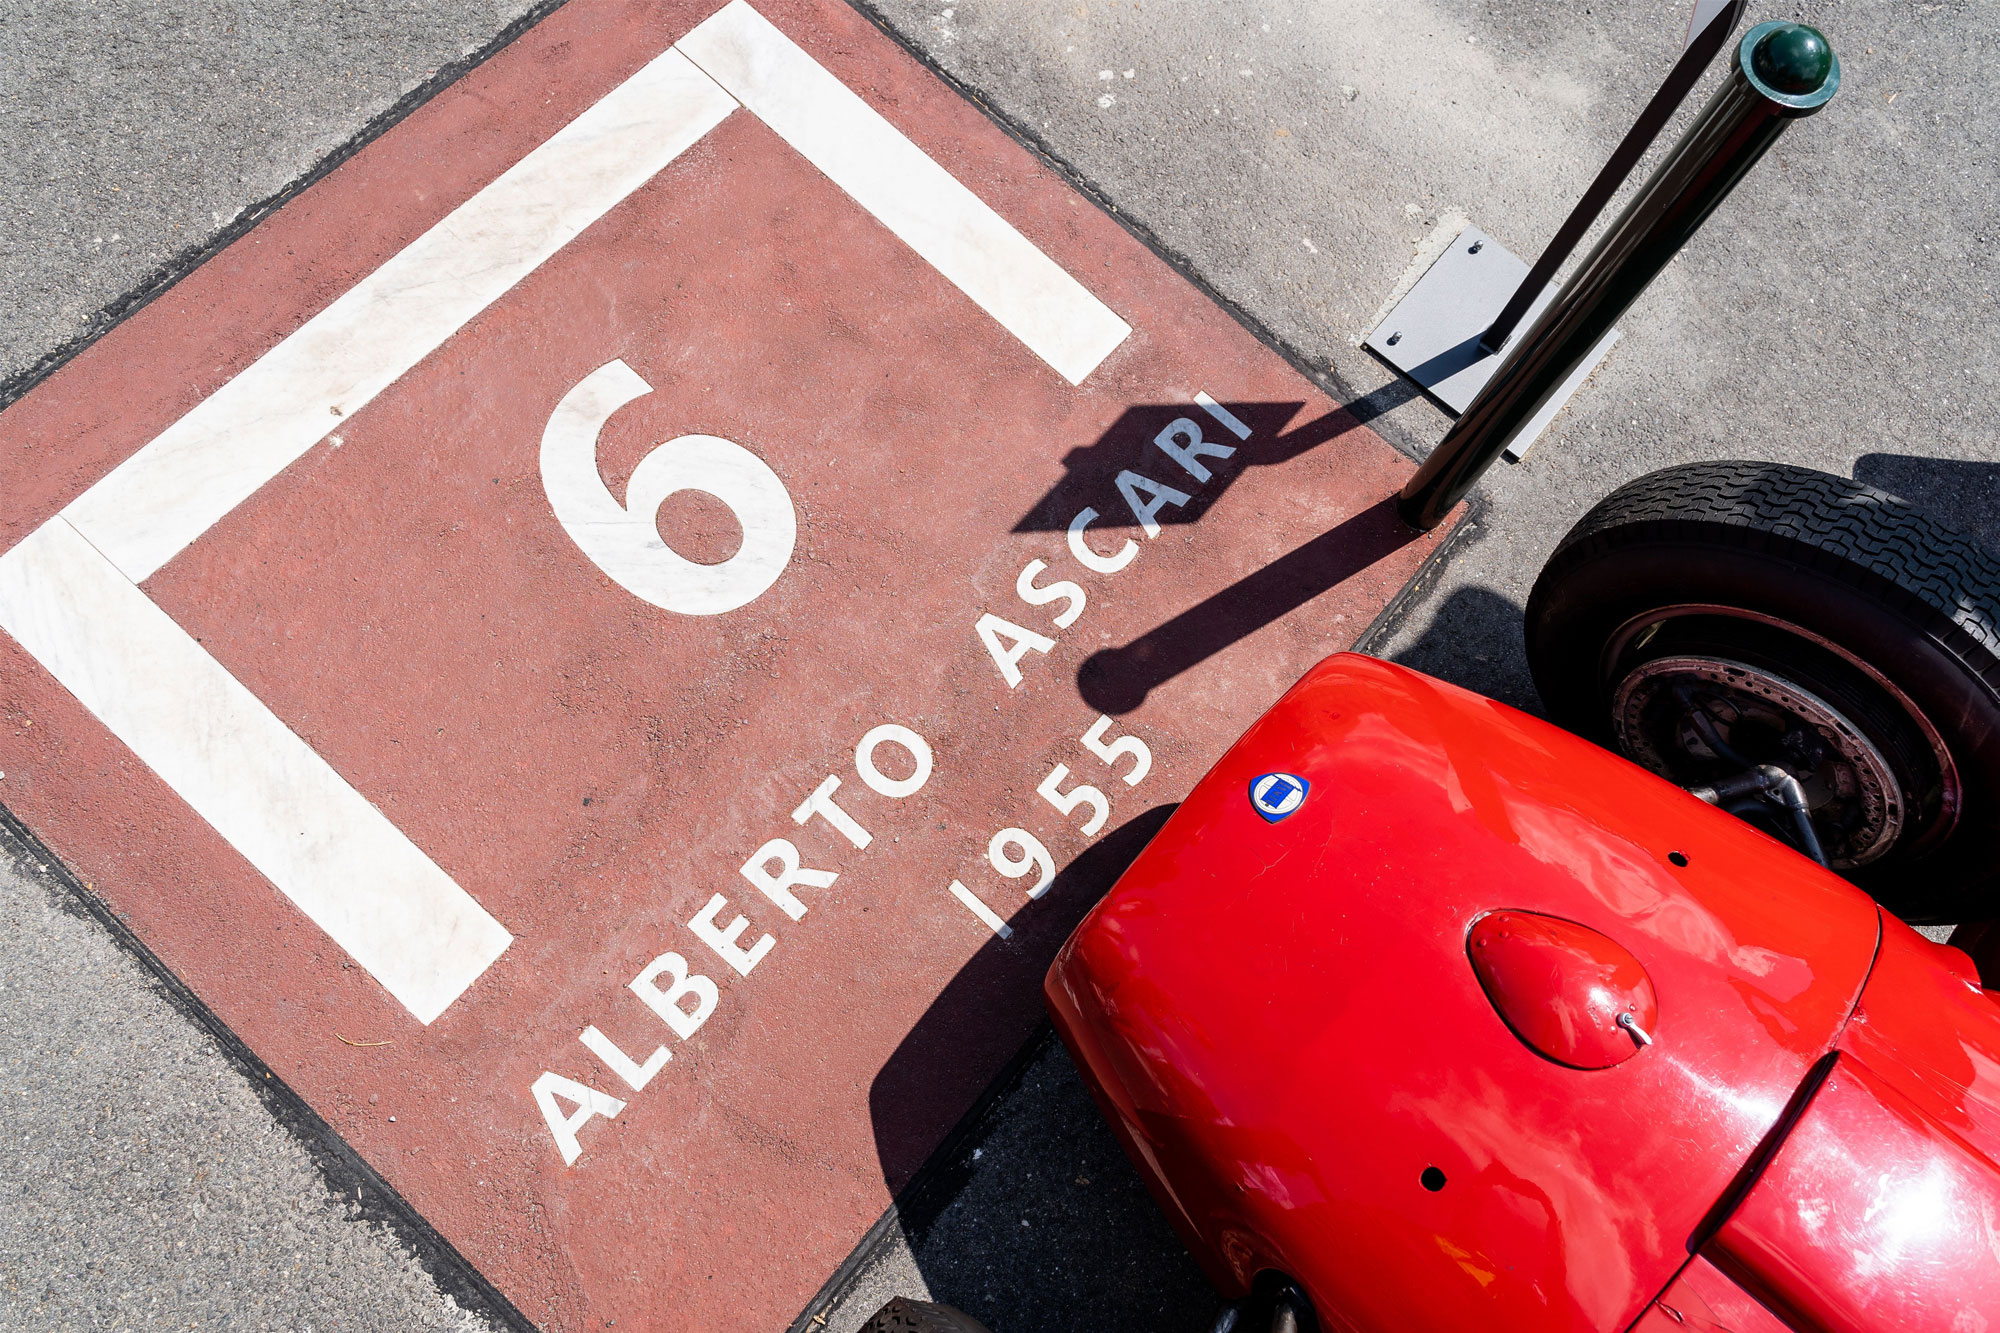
[1668,851,1690,867]
[1420,1166,1447,1192]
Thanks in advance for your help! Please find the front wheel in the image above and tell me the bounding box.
[1525,460,2000,922]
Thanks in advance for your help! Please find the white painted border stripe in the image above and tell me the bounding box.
[0,519,512,1025]
[64,48,740,584]
[677,1,1131,386]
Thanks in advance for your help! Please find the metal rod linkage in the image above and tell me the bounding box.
[1689,763,1828,866]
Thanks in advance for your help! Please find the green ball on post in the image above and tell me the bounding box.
[1743,21,1841,109]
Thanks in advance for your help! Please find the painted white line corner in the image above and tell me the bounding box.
[0,519,512,1025]
[678,1,1131,386]
[63,47,740,585]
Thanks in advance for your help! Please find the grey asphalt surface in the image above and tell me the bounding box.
[2,2,1995,1331]
[0,0,547,399]
[0,820,499,1332]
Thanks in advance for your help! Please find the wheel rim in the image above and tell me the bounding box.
[1598,604,1963,877]
[1612,653,1904,867]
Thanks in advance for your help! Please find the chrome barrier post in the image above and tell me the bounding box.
[1395,22,1841,532]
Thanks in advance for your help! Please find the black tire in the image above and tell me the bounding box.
[854,1297,995,1333]
[1525,460,2000,923]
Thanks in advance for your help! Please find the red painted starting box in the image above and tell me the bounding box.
[0,1,1454,1326]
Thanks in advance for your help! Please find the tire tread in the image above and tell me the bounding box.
[1545,460,2000,692]
[1528,461,2000,920]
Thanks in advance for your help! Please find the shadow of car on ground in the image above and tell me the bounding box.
[840,805,1222,1333]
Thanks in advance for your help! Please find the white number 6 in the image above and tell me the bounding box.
[540,359,797,615]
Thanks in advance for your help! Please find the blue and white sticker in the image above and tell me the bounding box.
[1249,772,1310,823]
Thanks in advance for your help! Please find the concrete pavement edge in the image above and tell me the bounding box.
[837,0,1436,465]
[0,799,537,1332]
[0,0,575,414]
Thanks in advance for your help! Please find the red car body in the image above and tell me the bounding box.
[1046,654,2000,1333]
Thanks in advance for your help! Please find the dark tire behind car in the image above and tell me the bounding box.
[854,1297,994,1333]
[1525,460,2000,923]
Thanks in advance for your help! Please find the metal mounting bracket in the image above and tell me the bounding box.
[1364,226,1619,462]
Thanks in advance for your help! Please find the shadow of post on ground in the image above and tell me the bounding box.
[1007,385,1420,541]
[1078,496,1418,714]
[1013,396,1432,716]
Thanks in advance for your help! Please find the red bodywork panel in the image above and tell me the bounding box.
[1047,655,2000,1332]
[1693,912,2000,1333]
[1708,1052,2000,1332]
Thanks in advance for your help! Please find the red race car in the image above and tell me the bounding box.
[859,464,2000,1333]
[1040,462,2000,1333]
